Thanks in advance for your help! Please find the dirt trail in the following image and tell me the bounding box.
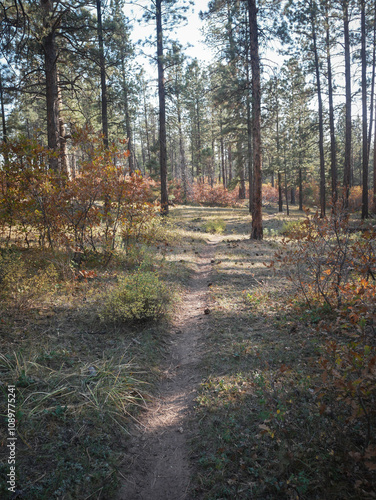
[116,238,219,500]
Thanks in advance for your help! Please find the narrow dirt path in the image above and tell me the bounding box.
[116,238,219,500]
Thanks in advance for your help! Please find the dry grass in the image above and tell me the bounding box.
[0,217,198,499]
[2,202,372,499]
[182,204,375,500]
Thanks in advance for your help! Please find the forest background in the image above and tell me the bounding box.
[1,0,376,499]
[1,0,376,235]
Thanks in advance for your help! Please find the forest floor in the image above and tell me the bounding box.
[115,204,310,500]
[116,232,220,500]
[117,204,376,500]
[1,203,374,499]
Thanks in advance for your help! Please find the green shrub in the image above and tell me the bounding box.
[280,219,304,237]
[203,218,226,234]
[100,270,170,323]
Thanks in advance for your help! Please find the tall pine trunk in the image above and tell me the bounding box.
[120,50,134,173]
[361,0,369,219]
[238,140,246,199]
[96,0,108,148]
[245,12,253,213]
[298,116,303,211]
[374,99,376,212]
[278,171,283,212]
[143,82,151,168]
[0,69,7,142]
[276,98,282,212]
[299,168,303,211]
[311,0,326,217]
[248,0,263,240]
[368,0,376,162]
[177,98,188,201]
[42,20,60,173]
[343,0,351,207]
[156,0,169,215]
[325,3,337,206]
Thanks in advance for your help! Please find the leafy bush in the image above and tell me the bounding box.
[203,218,226,234]
[348,186,373,212]
[168,179,187,204]
[100,270,170,323]
[120,206,175,254]
[262,183,278,204]
[280,219,305,237]
[189,183,240,207]
[0,133,154,255]
[273,209,376,468]
[275,210,376,310]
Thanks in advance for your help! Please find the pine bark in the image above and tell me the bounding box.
[361,0,369,219]
[0,69,7,142]
[42,25,60,172]
[96,0,108,148]
[310,0,326,217]
[177,98,188,200]
[299,168,303,211]
[278,171,283,212]
[248,0,263,240]
[343,0,351,207]
[121,51,134,172]
[374,101,376,212]
[325,4,337,205]
[156,0,169,215]
[245,19,253,213]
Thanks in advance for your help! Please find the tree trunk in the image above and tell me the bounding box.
[368,1,376,165]
[59,117,69,177]
[96,0,108,148]
[373,103,376,214]
[299,168,303,211]
[238,140,246,199]
[245,17,253,214]
[374,98,376,212]
[284,168,290,216]
[196,99,202,180]
[0,69,7,142]
[343,0,351,207]
[246,77,253,213]
[276,90,282,212]
[177,97,188,201]
[248,0,263,240]
[156,0,169,215]
[297,115,304,211]
[311,0,326,217]
[120,51,134,172]
[143,83,151,167]
[368,0,376,165]
[278,171,283,212]
[56,77,69,178]
[42,26,60,172]
[325,3,337,206]
[220,118,226,188]
[291,186,296,205]
[228,142,232,182]
[361,0,369,219]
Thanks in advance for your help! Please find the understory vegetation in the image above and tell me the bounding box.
[0,140,185,498]
[0,235,178,498]
[192,206,376,499]
[0,143,375,498]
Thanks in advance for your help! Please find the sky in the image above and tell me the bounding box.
[126,0,213,74]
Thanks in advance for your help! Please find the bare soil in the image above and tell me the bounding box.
[116,237,220,500]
